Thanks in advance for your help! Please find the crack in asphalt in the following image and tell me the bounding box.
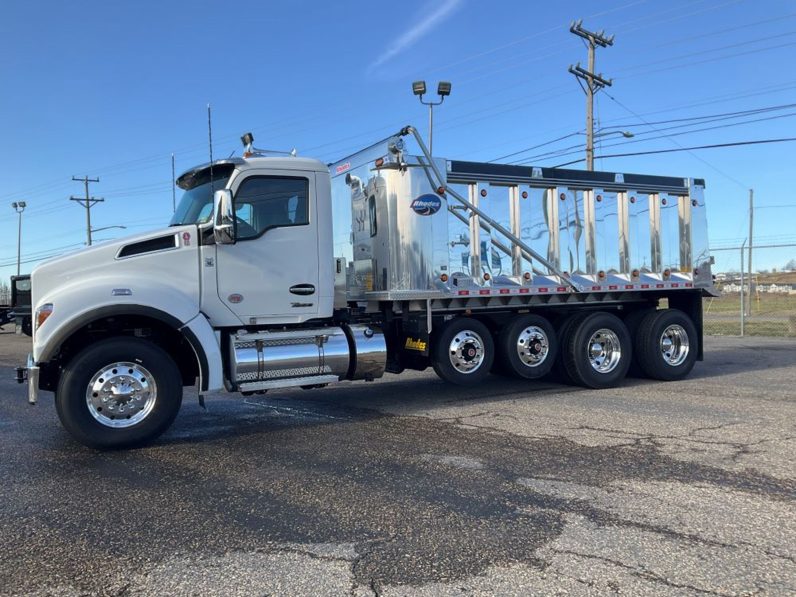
[549,548,738,596]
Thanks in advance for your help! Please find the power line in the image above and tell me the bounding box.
[619,39,796,81]
[483,83,796,164]
[500,101,796,164]
[615,30,796,76]
[550,137,796,167]
[517,109,796,164]
[603,92,749,189]
[601,101,796,130]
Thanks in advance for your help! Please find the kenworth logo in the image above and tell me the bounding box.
[410,193,442,216]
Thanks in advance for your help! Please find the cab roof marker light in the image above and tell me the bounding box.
[240,130,297,158]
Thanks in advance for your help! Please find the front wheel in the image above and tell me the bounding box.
[55,338,183,449]
[432,317,494,385]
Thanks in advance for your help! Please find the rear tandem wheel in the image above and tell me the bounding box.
[634,308,698,381]
[563,311,632,389]
[431,317,494,385]
[496,314,558,379]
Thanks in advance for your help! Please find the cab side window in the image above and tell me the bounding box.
[234,176,309,240]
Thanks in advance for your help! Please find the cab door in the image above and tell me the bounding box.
[215,170,319,324]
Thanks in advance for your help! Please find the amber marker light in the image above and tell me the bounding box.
[35,303,54,332]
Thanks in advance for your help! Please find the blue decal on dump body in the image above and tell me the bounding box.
[410,194,442,216]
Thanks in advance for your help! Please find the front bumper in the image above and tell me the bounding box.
[15,354,39,405]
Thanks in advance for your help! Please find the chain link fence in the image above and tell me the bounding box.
[704,244,796,337]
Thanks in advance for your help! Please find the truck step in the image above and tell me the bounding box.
[238,374,340,393]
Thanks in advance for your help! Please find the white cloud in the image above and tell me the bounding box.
[369,0,462,72]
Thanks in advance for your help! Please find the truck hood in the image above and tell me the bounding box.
[31,226,203,355]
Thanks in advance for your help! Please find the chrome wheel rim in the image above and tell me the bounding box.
[86,362,157,428]
[516,326,550,368]
[660,324,689,366]
[587,328,622,373]
[448,330,486,374]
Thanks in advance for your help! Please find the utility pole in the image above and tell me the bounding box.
[70,176,104,246]
[568,20,614,171]
[747,188,754,317]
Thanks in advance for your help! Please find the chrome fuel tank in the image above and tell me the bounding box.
[228,325,387,386]
[229,327,351,384]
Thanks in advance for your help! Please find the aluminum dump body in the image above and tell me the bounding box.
[329,133,712,307]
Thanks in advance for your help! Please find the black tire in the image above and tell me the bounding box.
[21,317,32,337]
[55,337,183,449]
[496,314,558,379]
[564,312,632,389]
[635,309,698,381]
[623,308,654,378]
[550,313,588,384]
[432,317,494,385]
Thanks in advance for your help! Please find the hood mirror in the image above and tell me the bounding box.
[213,189,235,245]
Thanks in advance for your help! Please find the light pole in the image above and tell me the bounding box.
[89,225,127,241]
[584,129,633,170]
[593,129,633,140]
[412,81,452,156]
[11,201,26,276]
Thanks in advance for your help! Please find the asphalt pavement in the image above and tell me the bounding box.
[0,329,794,596]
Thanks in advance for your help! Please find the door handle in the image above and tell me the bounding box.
[289,284,316,296]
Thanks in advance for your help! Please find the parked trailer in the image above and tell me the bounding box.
[11,275,32,336]
[17,127,715,448]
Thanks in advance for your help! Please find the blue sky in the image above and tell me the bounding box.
[1,0,795,284]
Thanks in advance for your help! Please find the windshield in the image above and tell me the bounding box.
[170,164,235,226]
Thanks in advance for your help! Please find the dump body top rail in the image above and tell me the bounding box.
[447,160,704,195]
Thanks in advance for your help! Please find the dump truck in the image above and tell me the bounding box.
[16,127,714,448]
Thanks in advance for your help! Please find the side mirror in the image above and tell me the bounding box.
[213,189,235,245]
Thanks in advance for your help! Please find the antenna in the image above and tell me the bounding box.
[171,153,176,212]
[208,103,214,193]
[207,103,214,165]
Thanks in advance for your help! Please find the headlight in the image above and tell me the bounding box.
[34,303,54,332]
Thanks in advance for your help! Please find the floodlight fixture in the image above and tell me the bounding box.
[411,80,454,155]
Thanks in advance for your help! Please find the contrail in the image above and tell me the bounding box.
[369,0,462,72]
